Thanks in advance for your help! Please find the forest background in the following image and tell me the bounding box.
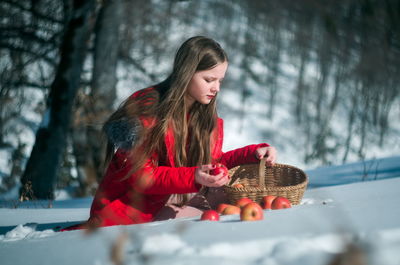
[0,0,399,200]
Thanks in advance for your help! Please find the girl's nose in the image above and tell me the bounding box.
[211,83,220,93]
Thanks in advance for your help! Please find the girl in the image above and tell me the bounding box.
[66,36,276,229]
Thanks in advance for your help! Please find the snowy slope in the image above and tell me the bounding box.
[306,155,400,188]
[0,156,400,265]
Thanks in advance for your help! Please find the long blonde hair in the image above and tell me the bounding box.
[104,36,228,205]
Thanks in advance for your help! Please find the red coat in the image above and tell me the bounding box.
[67,87,269,229]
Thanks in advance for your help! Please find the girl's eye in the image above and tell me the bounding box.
[205,79,212,83]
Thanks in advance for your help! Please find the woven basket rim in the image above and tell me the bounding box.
[224,162,308,191]
[223,162,308,205]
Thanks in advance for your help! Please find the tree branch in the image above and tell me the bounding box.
[1,0,64,25]
[119,52,158,82]
[0,42,57,66]
[0,27,61,48]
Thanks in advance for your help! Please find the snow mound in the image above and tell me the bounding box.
[128,228,400,265]
[141,233,192,255]
[0,224,55,242]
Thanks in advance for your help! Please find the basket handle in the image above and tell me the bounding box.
[258,157,267,188]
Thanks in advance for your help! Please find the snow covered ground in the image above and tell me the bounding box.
[0,156,399,265]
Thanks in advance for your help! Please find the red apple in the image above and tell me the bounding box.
[271,196,292,210]
[210,163,228,177]
[240,202,264,221]
[216,203,230,214]
[232,183,244,188]
[235,197,253,208]
[261,195,277,210]
[200,210,220,221]
[221,205,241,215]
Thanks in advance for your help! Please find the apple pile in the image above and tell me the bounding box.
[261,195,292,210]
[200,195,292,222]
[221,197,264,221]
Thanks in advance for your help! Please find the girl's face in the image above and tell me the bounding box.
[186,61,228,107]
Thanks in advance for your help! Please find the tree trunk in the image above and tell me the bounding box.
[294,49,308,124]
[267,27,281,120]
[20,0,96,200]
[72,0,122,196]
[343,84,359,163]
[89,0,122,180]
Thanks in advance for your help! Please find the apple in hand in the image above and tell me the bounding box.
[235,197,253,208]
[221,205,241,215]
[240,202,264,221]
[261,195,277,210]
[210,163,229,177]
[271,196,292,210]
[200,210,220,221]
[216,203,230,214]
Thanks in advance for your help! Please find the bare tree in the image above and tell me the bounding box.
[20,0,97,200]
[72,0,123,196]
[1,0,399,200]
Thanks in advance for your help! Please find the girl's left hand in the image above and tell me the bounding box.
[255,146,277,167]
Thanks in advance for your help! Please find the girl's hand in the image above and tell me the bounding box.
[195,164,230,187]
[255,146,277,167]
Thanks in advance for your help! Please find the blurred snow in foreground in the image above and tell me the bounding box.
[0,156,399,265]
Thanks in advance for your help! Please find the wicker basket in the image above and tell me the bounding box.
[223,158,308,205]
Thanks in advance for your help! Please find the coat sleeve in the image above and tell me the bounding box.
[219,143,270,169]
[130,161,201,195]
[215,118,270,169]
[112,150,201,195]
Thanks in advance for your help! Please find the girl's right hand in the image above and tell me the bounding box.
[195,164,229,187]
